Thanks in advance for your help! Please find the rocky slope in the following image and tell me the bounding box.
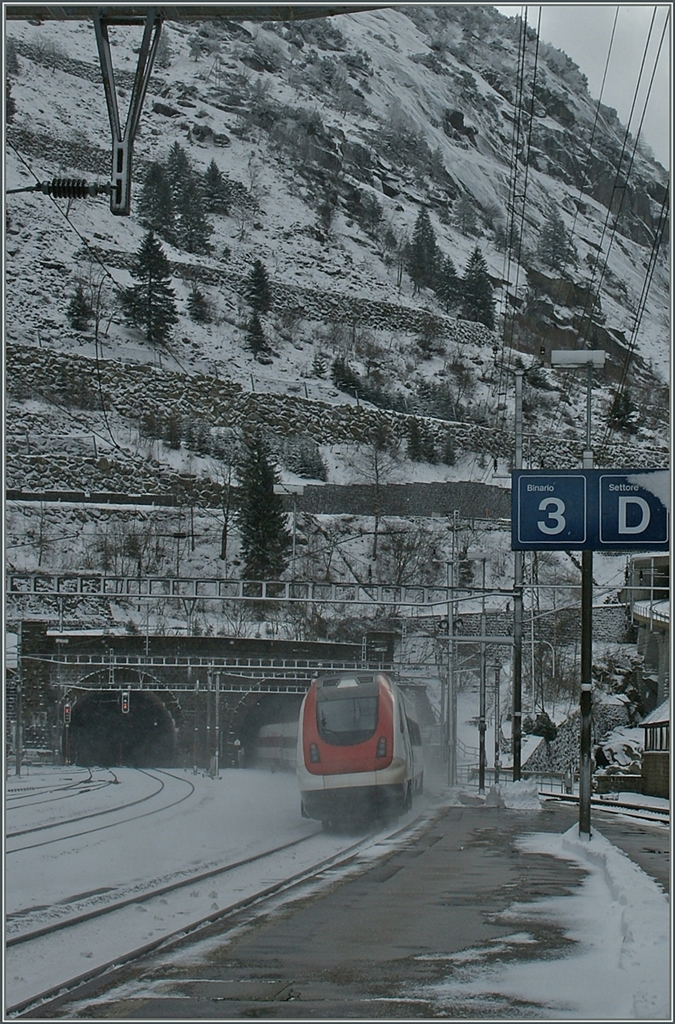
[4,5,669,585]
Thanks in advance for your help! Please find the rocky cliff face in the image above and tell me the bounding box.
[4,6,669,571]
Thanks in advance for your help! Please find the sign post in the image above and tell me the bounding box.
[512,466,668,837]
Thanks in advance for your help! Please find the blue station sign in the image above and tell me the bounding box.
[512,469,669,551]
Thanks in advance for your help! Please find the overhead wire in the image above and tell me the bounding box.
[534,7,621,451]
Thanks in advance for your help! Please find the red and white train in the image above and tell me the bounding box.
[297,671,424,827]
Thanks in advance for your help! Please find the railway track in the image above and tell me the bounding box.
[541,791,669,826]
[6,769,194,851]
[5,808,434,1017]
[5,767,118,809]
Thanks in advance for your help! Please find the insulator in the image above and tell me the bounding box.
[35,178,111,199]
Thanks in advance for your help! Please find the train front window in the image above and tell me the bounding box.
[317,696,379,745]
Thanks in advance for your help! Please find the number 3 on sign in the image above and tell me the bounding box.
[537,497,566,535]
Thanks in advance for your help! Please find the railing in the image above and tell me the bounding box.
[7,573,456,609]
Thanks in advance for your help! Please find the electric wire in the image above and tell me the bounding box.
[537,8,668,459]
[532,8,620,454]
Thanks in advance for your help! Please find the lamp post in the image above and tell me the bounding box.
[550,349,606,838]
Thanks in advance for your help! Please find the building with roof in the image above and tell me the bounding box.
[641,698,670,799]
[624,554,669,710]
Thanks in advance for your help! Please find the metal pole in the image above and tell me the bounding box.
[579,363,594,837]
[206,672,212,774]
[15,623,23,777]
[292,494,297,576]
[513,370,524,780]
[213,672,220,778]
[478,559,487,794]
[579,550,593,836]
[494,663,501,785]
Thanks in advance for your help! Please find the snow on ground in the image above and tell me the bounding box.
[5,766,671,1018]
[420,822,671,1020]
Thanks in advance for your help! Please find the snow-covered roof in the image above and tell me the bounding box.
[641,699,670,727]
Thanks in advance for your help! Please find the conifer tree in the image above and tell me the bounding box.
[177,180,213,255]
[187,283,211,323]
[165,142,192,196]
[67,282,93,331]
[537,205,577,272]
[122,231,178,346]
[454,193,477,235]
[6,80,16,123]
[237,434,291,580]
[435,254,462,312]
[246,312,268,355]
[608,388,639,434]
[407,207,438,293]
[203,159,231,214]
[461,246,495,329]
[312,351,328,378]
[246,259,272,314]
[165,142,212,254]
[137,162,175,244]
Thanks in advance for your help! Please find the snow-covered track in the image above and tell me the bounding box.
[5,767,117,807]
[541,792,669,825]
[6,768,193,850]
[5,810,430,1017]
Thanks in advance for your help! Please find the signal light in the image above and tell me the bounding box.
[309,742,321,763]
[376,736,387,758]
[121,691,130,714]
[64,702,71,725]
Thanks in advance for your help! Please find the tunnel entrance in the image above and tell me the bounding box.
[67,690,177,767]
[239,692,304,769]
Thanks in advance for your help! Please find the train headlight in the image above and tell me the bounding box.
[376,736,387,758]
[309,743,321,763]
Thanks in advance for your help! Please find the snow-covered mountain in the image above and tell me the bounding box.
[4,5,670,584]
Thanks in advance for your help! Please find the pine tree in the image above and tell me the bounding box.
[461,246,495,329]
[165,142,192,196]
[454,193,477,235]
[537,205,576,272]
[312,351,328,378]
[237,434,291,580]
[407,207,438,293]
[203,159,231,214]
[435,254,462,312]
[176,179,213,255]
[187,283,211,323]
[246,259,272,314]
[407,419,423,461]
[122,231,179,346]
[165,142,212,254]
[608,388,639,434]
[137,162,176,243]
[246,312,268,355]
[6,80,16,123]
[67,283,93,331]
[6,38,19,75]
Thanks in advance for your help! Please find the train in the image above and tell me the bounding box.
[253,720,298,770]
[297,671,424,828]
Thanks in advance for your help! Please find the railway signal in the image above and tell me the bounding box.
[121,691,130,714]
[63,702,71,724]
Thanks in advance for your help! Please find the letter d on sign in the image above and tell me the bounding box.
[618,496,651,534]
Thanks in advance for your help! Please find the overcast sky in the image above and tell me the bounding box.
[493,4,671,169]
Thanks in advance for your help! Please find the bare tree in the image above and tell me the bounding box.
[345,423,402,561]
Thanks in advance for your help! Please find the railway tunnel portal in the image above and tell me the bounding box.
[18,626,398,770]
